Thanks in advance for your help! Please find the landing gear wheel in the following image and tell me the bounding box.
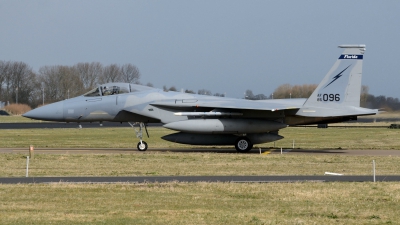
[129,122,150,152]
[235,137,252,153]
[137,141,148,151]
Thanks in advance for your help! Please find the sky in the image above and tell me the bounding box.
[1,0,399,98]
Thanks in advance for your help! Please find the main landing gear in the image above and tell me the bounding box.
[235,136,253,153]
[129,122,149,151]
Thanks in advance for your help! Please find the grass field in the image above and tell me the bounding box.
[1,182,399,224]
[0,115,44,123]
[1,153,399,177]
[1,115,400,224]
[1,126,400,150]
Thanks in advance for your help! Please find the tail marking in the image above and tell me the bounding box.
[324,65,351,89]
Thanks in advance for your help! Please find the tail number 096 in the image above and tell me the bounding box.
[317,94,340,102]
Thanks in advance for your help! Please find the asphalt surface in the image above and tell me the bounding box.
[1,175,399,184]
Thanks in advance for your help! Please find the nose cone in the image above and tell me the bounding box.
[23,101,64,121]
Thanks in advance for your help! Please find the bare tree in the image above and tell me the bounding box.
[360,85,369,107]
[290,84,317,98]
[0,61,8,101]
[74,62,103,91]
[100,64,121,83]
[213,93,225,97]
[272,84,292,99]
[0,61,36,105]
[273,84,317,99]
[1,61,143,107]
[243,90,267,100]
[244,90,255,99]
[121,63,140,84]
[185,89,195,94]
[198,89,212,95]
[253,94,268,100]
[38,65,84,102]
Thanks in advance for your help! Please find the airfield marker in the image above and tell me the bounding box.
[373,160,376,182]
[292,140,295,149]
[281,147,282,154]
[29,145,34,159]
[324,172,343,176]
[26,156,29,177]
[259,148,261,154]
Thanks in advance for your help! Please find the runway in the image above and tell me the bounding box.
[1,175,400,184]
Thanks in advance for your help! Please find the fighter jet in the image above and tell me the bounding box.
[23,45,377,152]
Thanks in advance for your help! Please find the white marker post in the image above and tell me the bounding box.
[373,160,376,182]
[26,156,30,177]
[292,140,295,149]
[324,172,343,176]
[280,147,282,155]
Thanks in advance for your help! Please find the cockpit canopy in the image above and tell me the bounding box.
[84,83,154,97]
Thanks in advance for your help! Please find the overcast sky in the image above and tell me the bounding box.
[1,1,399,98]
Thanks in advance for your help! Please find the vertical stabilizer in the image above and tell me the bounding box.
[297,45,371,117]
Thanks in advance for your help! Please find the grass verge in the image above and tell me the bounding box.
[1,127,400,149]
[1,153,399,177]
[1,182,399,224]
[1,119,400,224]
[0,115,45,123]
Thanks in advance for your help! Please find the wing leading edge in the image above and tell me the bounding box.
[150,98,305,112]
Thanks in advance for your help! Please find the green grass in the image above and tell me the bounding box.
[0,115,46,123]
[1,153,399,177]
[1,117,400,224]
[1,126,400,149]
[1,182,399,224]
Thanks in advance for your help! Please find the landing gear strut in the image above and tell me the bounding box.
[129,122,149,151]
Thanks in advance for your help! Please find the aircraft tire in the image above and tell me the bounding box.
[137,141,148,151]
[235,137,252,153]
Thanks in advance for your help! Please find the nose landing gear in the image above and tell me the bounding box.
[129,122,149,151]
[137,140,148,151]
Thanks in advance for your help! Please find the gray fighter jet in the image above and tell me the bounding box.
[23,45,377,152]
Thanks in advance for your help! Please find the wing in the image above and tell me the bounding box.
[151,97,305,112]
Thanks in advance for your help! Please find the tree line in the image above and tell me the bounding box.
[162,85,225,97]
[0,61,140,107]
[1,60,400,111]
[246,84,400,111]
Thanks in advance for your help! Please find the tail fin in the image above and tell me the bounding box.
[297,44,377,117]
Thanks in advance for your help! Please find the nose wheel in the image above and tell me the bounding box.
[137,141,148,151]
[129,122,149,151]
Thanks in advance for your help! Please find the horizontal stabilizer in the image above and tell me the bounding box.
[297,106,378,117]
